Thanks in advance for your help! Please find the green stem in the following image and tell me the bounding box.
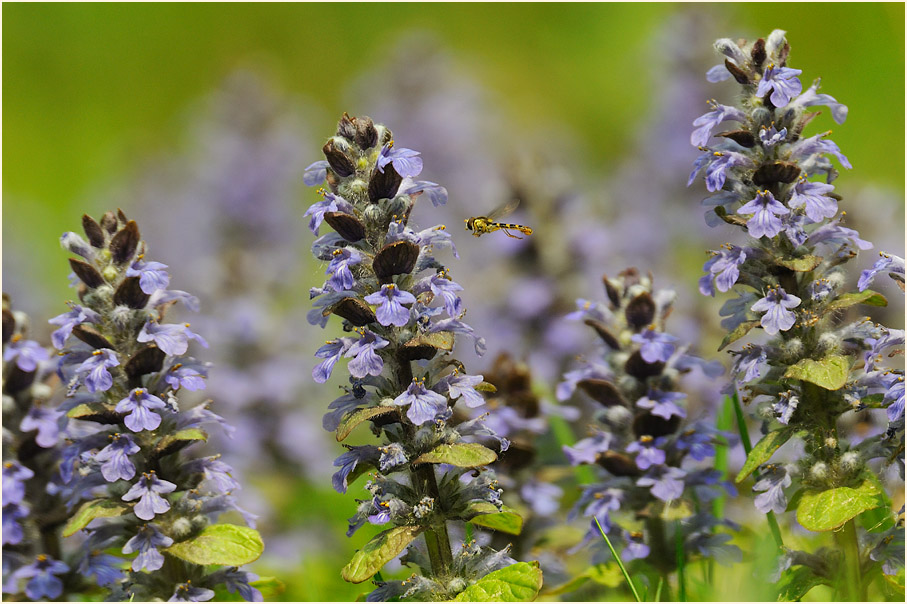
[836,519,864,601]
[674,521,686,602]
[594,517,642,602]
[730,393,784,550]
[654,576,664,602]
[413,464,453,576]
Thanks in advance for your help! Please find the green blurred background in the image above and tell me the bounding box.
[3,2,904,312]
[3,3,904,601]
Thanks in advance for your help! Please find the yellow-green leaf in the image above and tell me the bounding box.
[63,500,129,537]
[784,354,851,391]
[718,320,759,351]
[451,561,543,601]
[165,524,263,566]
[736,428,794,483]
[777,255,822,272]
[341,525,422,584]
[336,407,397,442]
[475,381,498,393]
[827,290,888,311]
[249,577,285,600]
[777,566,829,601]
[796,479,884,532]
[469,508,523,535]
[414,443,497,468]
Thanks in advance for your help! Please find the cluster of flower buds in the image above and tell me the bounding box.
[560,270,739,575]
[50,211,263,602]
[2,296,72,600]
[306,114,542,601]
[689,29,904,595]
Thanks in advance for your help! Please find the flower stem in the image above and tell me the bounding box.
[730,393,784,550]
[413,463,453,576]
[594,517,642,602]
[836,519,864,601]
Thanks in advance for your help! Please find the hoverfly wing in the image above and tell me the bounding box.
[485,197,521,222]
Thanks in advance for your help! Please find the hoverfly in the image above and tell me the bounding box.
[464,198,533,239]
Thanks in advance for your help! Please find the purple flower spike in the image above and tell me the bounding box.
[122,524,173,572]
[750,287,801,335]
[75,349,120,393]
[48,304,101,349]
[122,471,177,520]
[3,338,50,373]
[137,322,208,356]
[563,432,612,466]
[637,389,687,420]
[429,273,464,318]
[364,284,417,327]
[95,433,141,482]
[218,568,263,602]
[303,191,352,235]
[631,328,678,364]
[737,190,789,239]
[637,467,687,502]
[403,180,448,207]
[326,248,363,292]
[332,445,379,494]
[859,252,905,292]
[772,391,800,425]
[3,461,35,506]
[788,179,838,223]
[126,259,171,294]
[756,64,803,108]
[393,379,449,425]
[701,245,747,295]
[690,102,746,147]
[3,503,28,545]
[303,160,329,186]
[345,331,389,379]
[164,364,207,391]
[79,551,124,587]
[446,372,485,408]
[170,582,215,602]
[115,388,167,432]
[676,428,717,461]
[313,338,353,383]
[378,144,423,178]
[626,436,666,470]
[753,464,791,514]
[9,555,69,601]
[20,405,61,448]
[885,377,904,423]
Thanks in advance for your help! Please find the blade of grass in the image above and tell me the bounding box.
[464,521,473,542]
[730,392,784,551]
[655,576,664,602]
[594,517,642,602]
[674,520,687,602]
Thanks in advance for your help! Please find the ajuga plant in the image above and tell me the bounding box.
[2,296,73,600]
[689,29,905,600]
[305,114,544,601]
[49,211,265,601]
[559,269,738,597]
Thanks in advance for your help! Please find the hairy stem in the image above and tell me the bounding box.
[413,464,453,575]
[836,519,864,601]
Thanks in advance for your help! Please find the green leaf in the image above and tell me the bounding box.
[469,506,523,535]
[826,290,888,311]
[736,428,794,483]
[249,577,285,600]
[341,525,422,584]
[796,479,884,532]
[857,472,894,533]
[777,254,822,272]
[719,320,760,351]
[784,355,851,391]
[165,524,263,566]
[63,500,129,537]
[451,561,544,601]
[336,406,397,442]
[154,428,208,458]
[776,566,830,601]
[414,443,497,468]
[543,563,622,596]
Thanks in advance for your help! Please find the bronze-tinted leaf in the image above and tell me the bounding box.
[100,211,119,233]
[69,258,105,288]
[632,412,681,439]
[625,292,655,330]
[5,365,36,394]
[113,277,150,309]
[368,163,402,203]
[72,325,114,350]
[618,267,642,289]
[2,309,14,345]
[602,275,621,307]
[373,241,419,283]
[354,116,378,149]
[109,221,140,265]
[336,113,357,139]
[597,451,642,477]
[714,206,748,227]
[751,38,766,71]
[625,350,664,381]
[82,214,106,247]
[324,212,366,242]
[584,319,620,350]
[725,59,750,84]
[753,161,801,186]
[399,331,454,361]
[117,208,129,223]
[577,378,627,407]
[328,297,376,327]
[125,347,166,380]
[716,130,756,148]
[323,139,355,177]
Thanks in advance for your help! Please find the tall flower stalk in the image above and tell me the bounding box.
[559,269,738,597]
[689,29,904,600]
[305,114,543,601]
[50,211,265,601]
